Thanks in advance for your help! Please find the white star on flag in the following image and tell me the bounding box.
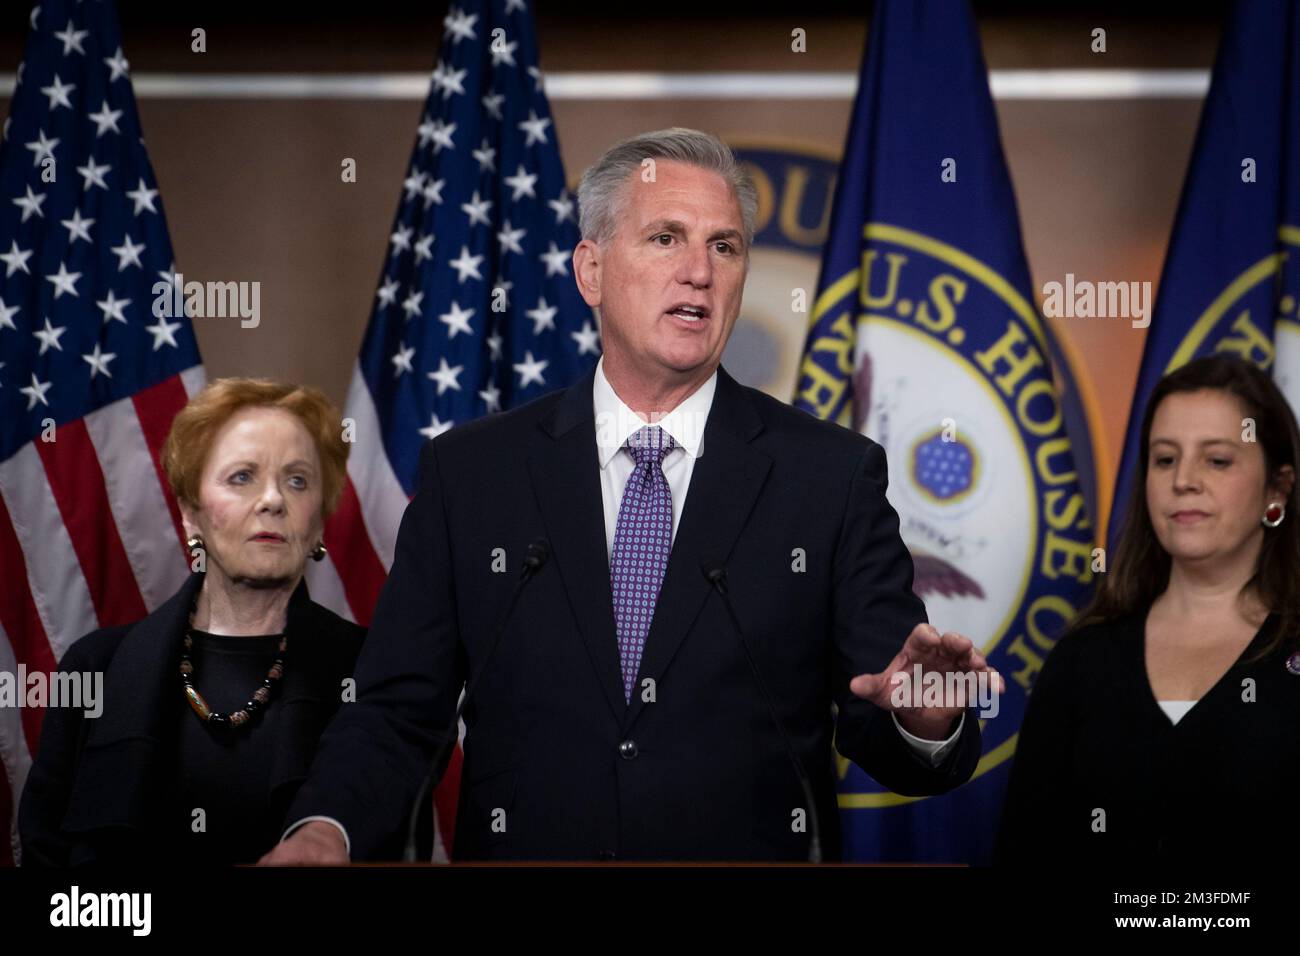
[82,343,116,378]
[504,165,538,201]
[423,178,446,208]
[40,75,76,111]
[518,110,552,146]
[33,317,67,354]
[103,46,130,82]
[125,178,158,215]
[60,208,94,244]
[96,290,131,324]
[376,277,401,307]
[571,320,601,355]
[461,191,492,227]
[419,413,454,440]
[20,373,53,410]
[401,289,425,320]
[88,100,122,137]
[449,245,484,283]
[491,37,518,68]
[513,350,549,387]
[413,234,435,264]
[0,241,32,277]
[392,344,416,377]
[497,221,526,255]
[390,224,414,255]
[472,139,496,172]
[428,118,457,153]
[444,7,479,43]
[46,262,81,298]
[25,129,59,166]
[54,20,89,56]
[527,296,557,334]
[13,185,46,222]
[538,241,570,277]
[76,157,111,191]
[439,300,475,338]
[111,234,145,270]
[427,357,464,394]
[402,170,427,200]
[549,191,575,224]
[145,316,181,350]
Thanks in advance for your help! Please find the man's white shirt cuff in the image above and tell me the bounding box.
[281,815,352,859]
[891,710,965,766]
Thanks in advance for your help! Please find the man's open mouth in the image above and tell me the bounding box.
[666,305,710,323]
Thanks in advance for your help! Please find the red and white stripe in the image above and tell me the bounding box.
[307,364,409,624]
[0,365,205,865]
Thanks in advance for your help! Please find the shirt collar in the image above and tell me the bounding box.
[592,355,717,469]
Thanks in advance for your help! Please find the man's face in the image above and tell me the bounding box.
[574,159,748,385]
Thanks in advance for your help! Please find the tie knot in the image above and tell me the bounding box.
[625,425,676,466]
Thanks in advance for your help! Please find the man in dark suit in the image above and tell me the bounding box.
[263,128,998,863]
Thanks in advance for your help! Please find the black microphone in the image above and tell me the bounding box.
[402,537,551,862]
[702,560,823,864]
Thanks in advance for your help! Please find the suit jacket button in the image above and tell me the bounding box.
[619,739,638,760]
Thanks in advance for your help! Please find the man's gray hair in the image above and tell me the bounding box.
[576,127,758,250]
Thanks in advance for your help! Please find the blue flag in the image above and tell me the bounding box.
[793,0,1096,863]
[1111,0,1300,544]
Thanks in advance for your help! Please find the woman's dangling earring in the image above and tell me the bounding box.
[1262,501,1285,528]
[311,542,327,562]
[186,534,205,553]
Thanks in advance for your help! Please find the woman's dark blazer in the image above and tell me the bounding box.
[17,571,365,866]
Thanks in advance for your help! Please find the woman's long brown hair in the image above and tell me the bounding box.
[1075,355,1300,661]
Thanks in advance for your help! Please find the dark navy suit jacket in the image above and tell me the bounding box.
[287,363,981,860]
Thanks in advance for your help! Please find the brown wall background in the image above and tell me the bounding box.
[1,7,1226,533]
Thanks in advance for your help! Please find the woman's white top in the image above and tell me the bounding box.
[1158,700,1197,725]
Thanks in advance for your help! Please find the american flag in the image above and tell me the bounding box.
[303,0,599,860]
[0,0,205,864]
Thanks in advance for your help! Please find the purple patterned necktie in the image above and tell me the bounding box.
[610,425,676,703]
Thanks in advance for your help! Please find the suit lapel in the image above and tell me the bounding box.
[526,365,773,732]
[527,367,628,723]
[63,573,199,833]
[622,366,770,732]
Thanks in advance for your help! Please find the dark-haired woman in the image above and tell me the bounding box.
[996,355,1300,866]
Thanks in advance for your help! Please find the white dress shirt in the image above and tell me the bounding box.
[591,357,963,765]
[282,359,963,855]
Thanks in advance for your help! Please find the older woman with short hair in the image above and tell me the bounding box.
[19,378,366,865]
[996,355,1300,865]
